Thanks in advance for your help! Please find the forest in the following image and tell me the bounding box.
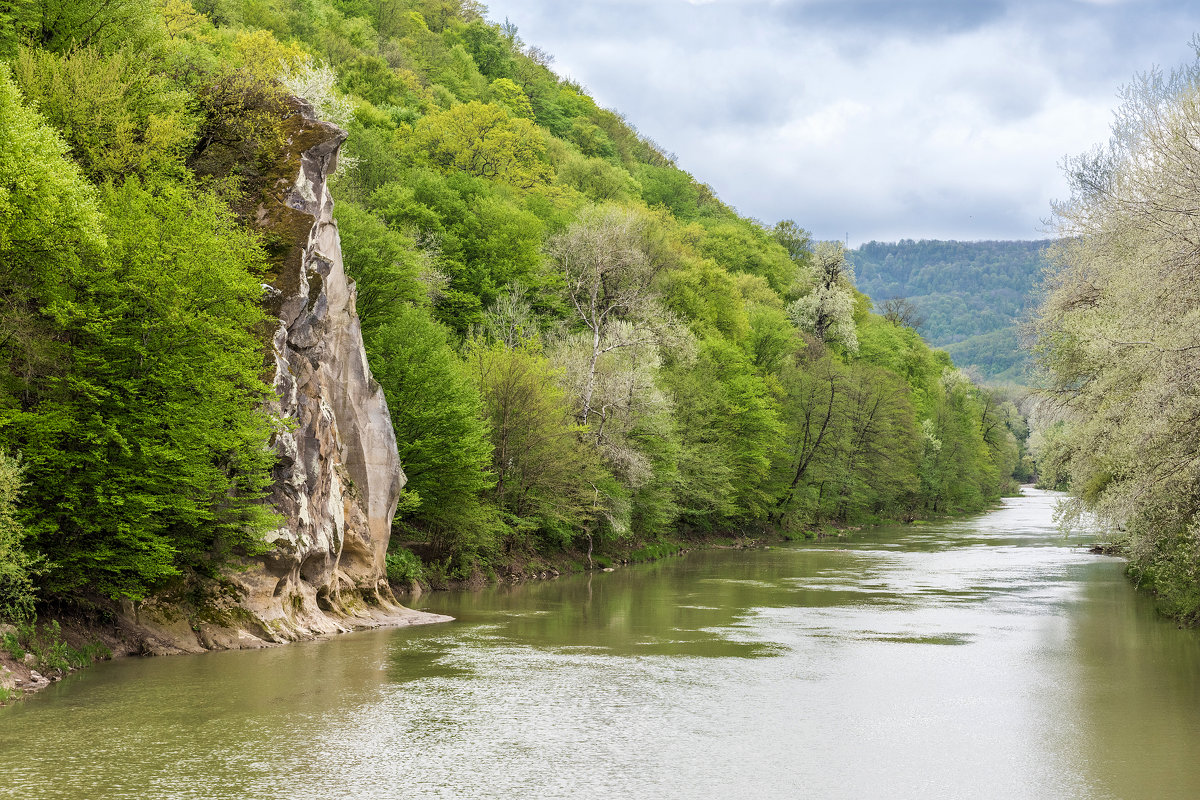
[852,238,1051,384]
[1033,47,1200,624]
[0,0,1029,619]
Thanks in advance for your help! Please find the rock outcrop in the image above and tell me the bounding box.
[122,102,449,654]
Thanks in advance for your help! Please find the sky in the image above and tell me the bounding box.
[478,0,1197,245]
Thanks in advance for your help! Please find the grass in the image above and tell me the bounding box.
[10,619,111,673]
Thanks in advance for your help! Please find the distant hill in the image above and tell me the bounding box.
[850,239,1051,383]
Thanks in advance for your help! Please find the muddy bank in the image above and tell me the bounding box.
[0,599,451,705]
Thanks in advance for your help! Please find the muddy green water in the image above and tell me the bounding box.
[3,489,1200,799]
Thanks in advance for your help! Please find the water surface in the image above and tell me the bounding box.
[3,489,1200,799]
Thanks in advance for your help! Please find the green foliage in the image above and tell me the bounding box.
[1033,49,1200,623]
[1,629,23,659]
[629,541,682,562]
[693,220,798,295]
[3,178,279,600]
[4,0,162,55]
[0,450,37,621]
[468,341,607,551]
[334,200,425,330]
[369,168,545,314]
[385,547,426,584]
[14,618,110,672]
[407,100,551,188]
[12,46,197,182]
[365,305,495,554]
[0,0,1030,602]
[189,65,290,180]
[665,337,781,527]
[489,77,532,118]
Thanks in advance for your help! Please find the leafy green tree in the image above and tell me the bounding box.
[770,219,813,266]
[666,337,781,526]
[407,100,551,188]
[489,77,533,119]
[0,450,37,621]
[467,341,606,551]
[334,200,425,331]
[369,168,544,314]
[5,0,160,55]
[365,305,495,555]
[771,355,846,524]
[823,365,920,520]
[6,178,278,600]
[0,64,104,405]
[12,46,197,182]
[693,220,798,295]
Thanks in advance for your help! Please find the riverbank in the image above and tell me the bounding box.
[0,596,453,705]
[0,501,1011,705]
[392,501,1008,598]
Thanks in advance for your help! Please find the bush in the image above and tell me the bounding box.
[385,548,426,585]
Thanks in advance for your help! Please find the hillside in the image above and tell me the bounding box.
[0,0,1030,630]
[850,239,1051,383]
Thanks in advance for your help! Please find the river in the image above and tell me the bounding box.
[3,489,1200,799]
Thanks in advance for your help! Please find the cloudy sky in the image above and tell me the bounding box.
[480,0,1196,245]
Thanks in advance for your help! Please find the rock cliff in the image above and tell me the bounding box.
[125,103,449,654]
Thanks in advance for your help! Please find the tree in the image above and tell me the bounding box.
[365,305,495,555]
[0,450,36,621]
[788,241,859,353]
[335,201,424,332]
[6,179,279,601]
[548,204,663,429]
[770,219,813,265]
[1033,47,1200,620]
[879,296,925,331]
[408,101,550,188]
[4,0,159,55]
[771,355,845,524]
[467,341,606,550]
[12,46,197,183]
[693,220,798,295]
[826,365,920,520]
[0,63,104,406]
[666,337,781,526]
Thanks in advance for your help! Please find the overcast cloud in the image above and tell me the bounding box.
[481,0,1197,244]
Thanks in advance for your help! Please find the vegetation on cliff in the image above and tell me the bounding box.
[0,0,1029,614]
[1033,46,1200,624]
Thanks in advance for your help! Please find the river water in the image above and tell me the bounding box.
[3,489,1200,799]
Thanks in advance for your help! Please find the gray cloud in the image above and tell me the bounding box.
[771,0,1009,37]
[485,0,1198,243]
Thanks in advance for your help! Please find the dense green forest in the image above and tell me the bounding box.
[0,0,1029,618]
[852,239,1051,383]
[1033,49,1200,625]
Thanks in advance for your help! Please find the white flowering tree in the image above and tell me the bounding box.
[279,57,354,130]
[787,240,859,353]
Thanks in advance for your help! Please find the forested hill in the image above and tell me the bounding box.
[0,0,1031,621]
[851,239,1052,383]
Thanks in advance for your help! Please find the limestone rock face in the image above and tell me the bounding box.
[118,103,449,654]
[230,102,449,641]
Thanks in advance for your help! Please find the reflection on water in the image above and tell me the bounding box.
[3,489,1200,799]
